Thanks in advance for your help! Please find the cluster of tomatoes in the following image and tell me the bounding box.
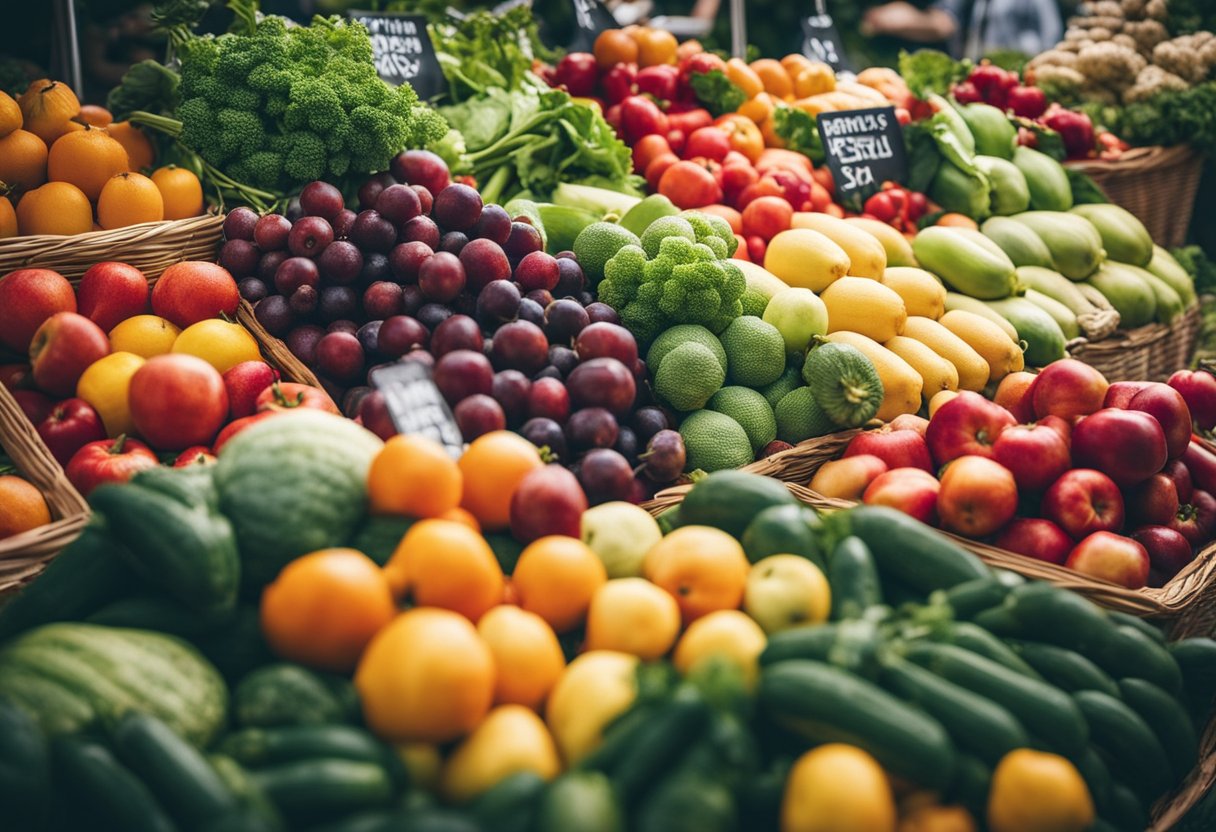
[861,184,930,235]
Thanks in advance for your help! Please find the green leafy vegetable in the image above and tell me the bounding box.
[1172,245,1216,294]
[898,49,971,100]
[690,70,747,118]
[772,106,824,164]
[902,120,942,194]
[428,6,557,102]
[107,60,180,121]
[1011,117,1065,161]
[1117,82,1216,156]
[1066,169,1109,205]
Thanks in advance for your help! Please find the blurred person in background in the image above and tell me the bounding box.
[861,0,1063,60]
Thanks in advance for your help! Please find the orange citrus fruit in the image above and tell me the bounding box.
[47,126,129,202]
[0,90,21,138]
[511,535,607,633]
[594,29,639,69]
[367,434,462,518]
[107,121,155,170]
[15,181,92,236]
[457,431,543,531]
[78,104,113,128]
[259,548,397,673]
[0,196,16,238]
[383,519,504,621]
[0,129,48,192]
[108,314,181,357]
[0,476,52,539]
[18,79,80,145]
[75,351,146,437]
[752,58,795,99]
[642,525,751,623]
[477,604,566,709]
[584,578,681,660]
[97,171,163,229]
[171,318,260,373]
[151,165,204,220]
[355,607,495,743]
[437,506,480,531]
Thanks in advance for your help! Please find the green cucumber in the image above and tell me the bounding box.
[1105,783,1148,832]
[576,704,659,774]
[879,655,1028,765]
[1073,690,1173,801]
[208,754,285,832]
[741,504,826,569]
[112,711,240,827]
[903,641,1088,756]
[759,619,881,677]
[1117,678,1198,782]
[759,659,956,790]
[827,536,882,621]
[51,735,177,832]
[1009,641,1119,697]
[1074,746,1113,817]
[1107,610,1166,644]
[985,295,1068,365]
[469,771,546,832]
[948,754,991,816]
[1169,637,1216,715]
[1103,626,1183,696]
[678,470,797,540]
[945,622,1042,679]
[250,759,395,819]
[988,582,1116,654]
[0,697,50,830]
[834,505,990,592]
[934,576,1013,620]
[220,726,391,770]
[609,685,710,807]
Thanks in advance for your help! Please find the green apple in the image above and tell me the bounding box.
[743,554,831,634]
[580,502,663,578]
[762,287,829,354]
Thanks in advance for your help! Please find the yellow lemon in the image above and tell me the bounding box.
[76,351,145,437]
[109,314,181,358]
[584,578,680,660]
[172,318,260,373]
[672,609,767,691]
[440,704,561,802]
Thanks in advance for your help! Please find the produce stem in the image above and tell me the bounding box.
[478,165,514,206]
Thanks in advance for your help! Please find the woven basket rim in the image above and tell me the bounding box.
[1066,143,1200,174]
[0,213,222,251]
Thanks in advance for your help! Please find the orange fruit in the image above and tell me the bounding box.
[437,506,480,531]
[76,351,146,437]
[97,171,163,230]
[260,548,397,673]
[752,59,795,99]
[0,475,51,540]
[457,431,543,531]
[355,607,495,743]
[634,28,678,67]
[584,578,680,660]
[367,434,462,518]
[383,519,504,621]
[672,609,767,691]
[151,166,204,220]
[0,129,48,192]
[593,29,638,70]
[107,121,155,170]
[0,90,21,138]
[16,181,92,236]
[988,749,1094,832]
[48,126,130,202]
[725,58,765,99]
[477,605,566,709]
[171,318,260,373]
[440,704,561,802]
[0,196,16,238]
[511,536,607,633]
[642,525,750,623]
[108,314,181,357]
[78,104,113,128]
[18,79,80,145]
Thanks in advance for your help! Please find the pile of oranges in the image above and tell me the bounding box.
[0,79,204,238]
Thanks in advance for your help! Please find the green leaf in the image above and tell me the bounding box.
[771,106,824,164]
[690,70,747,118]
[898,49,971,100]
[1066,169,1109,205]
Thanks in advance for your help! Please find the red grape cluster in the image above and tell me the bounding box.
[221,150,685,503]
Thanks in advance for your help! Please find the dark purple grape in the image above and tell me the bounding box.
[350,209,397,253]
[417,303,452,330]
[440,231,468,255]
[553,258,587,298]
[220,239,260,278]
[492,370,532,426]
[223,206,259,241]
[378,315,429,357]
[363,281,404,319]
[286,324,326,366]
[358,252,391,286]
[327,319,360,336]
[318,286,358,322]
[391,150,450,195]
[614,427,639,466]
[284,197,303,222]
[431,314,483,357]
[450,292,478,319]
[238,277,268,303]
[254,214,292,251]
[567,358,636,417]
[577,291,594,306]
[400,216,441,249]
[317,240,363,285]
[585,302,619,325]
[470,204,511,244]
[525,289,554,308]
[357,320,382,356]
[476,280,521,327]
[288,216,334,259]
[332,208,357,240]
[401,284,425,316]
[433,349,494,405]
[460,238,511,293]
[566,407,619,453]
[375,183,422,226]
[520,417,567,461]
[517,297,545,328]
[640,429,686,482]
[631,406,670,443]
[514,251,560,292]
[544,299,590,344]
[358,171,397,210]
[300,180,345,220]
[418,251,466,302]
[548,345,579,377]
[433,183,483,231]
[503,221,544,260]
[255,295,293,337]
[533,366,563,381]
[578,448,634,505]
[454,394,506,440]
[315,331,365,384]
[288,284,318,316]
[490,320,548,374]
[389,241,432,284]
[275,256,319,295]
[258,250,289,283]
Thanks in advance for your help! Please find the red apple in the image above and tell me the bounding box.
[1131,526,1194,586]
[213,411,280,453]
[863,467,940,524]
[1036,414,1072,447]
[992,422,1071,492]
[223,361,279,420]
[37,398,107,467]
[1043,469,1124,538]
[0,364,32,391]
[1032,358,1109,421]
[0,268,76,353]
[809,454,889,500]
[150,261,240,329]
[925,391,1017,466]
[356,390,396,441]
[1183,440,1216,494]
[936,455,1019,538]
[65,434,158,497]
[173,446,217,467]
[11,389,54,424]
[77,262,150,334]
[842,426,932,472]
[28,313,111,397]
[996,518,1074,565]
[1161,458,1194,504]
[1065,531,1150,589]
[993,371,1038,423]
[1072,409,1168,487]
[1127,473,1180,528]
[129,354,230,451]
[1103,380,1150,410]
[1193,489,1216,538]
[1168,369,1216,431]
[887,413,929,436]
[256,381,339,415]
[1127,383,1192,460]
[509,464,589,543]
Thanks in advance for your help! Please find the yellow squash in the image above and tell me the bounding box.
[821,276,908,343]
[881,267,947,319]
[884,335,959,399]
[900,316,991,393]
[939,309,1025,383]
[791,212,887,279]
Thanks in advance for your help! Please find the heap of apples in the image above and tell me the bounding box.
[0,262,337,496]
[812,358,1216,590]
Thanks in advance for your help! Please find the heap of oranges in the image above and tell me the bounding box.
[0,79,204,238]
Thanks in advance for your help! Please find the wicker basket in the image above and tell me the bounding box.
[1068,145,1204,249]
[0,384,90,596]
[0,214,225,280]
[1068,304,1202,382]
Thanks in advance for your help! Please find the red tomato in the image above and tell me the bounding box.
[741,195,794,241]
[256,382,340,415]
[746,235,767,262]
[174,446,216,467]
[721,162,759,202]
[632,133,673,174]
[645,152,680,192]
[685,127,731,161]
[667,107,713,136]
[65,435,158,497]
[214,411,280,454]
[658,160,724,209]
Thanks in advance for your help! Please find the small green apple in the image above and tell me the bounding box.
[581,501,663,578]
[762,287,829,354]
[743,554,831,634]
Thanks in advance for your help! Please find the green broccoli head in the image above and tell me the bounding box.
[283,132,328,182]
[215,108,265,158]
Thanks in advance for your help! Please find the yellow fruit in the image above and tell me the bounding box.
[791,212,887,279]
[884,335,959,400]
[545,651,638,765]
[781,744,896,832]
[821,276,908,343]
[476,605,566,710]
[899,805,977,832]
[76,352,146,437]
[0,90,21,138]
[824,331,922,422]
[881,267,946,319]
[440,704,561,802]
[938,309,1025,383]
[846,217,918,267]
[584,578,681,660]
[743,555,831,634]
[15,181,92,236]
[642,525,751,624]
[672,609,767,691]
[764,228,850,293]
[988,749,1094,832]
[928,389,960,418]
[109,314,182,358]
[900,316,990,393]
[172,318,261,373]
[793,62,836,98]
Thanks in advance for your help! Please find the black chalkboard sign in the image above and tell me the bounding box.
[347,11,446,101]
[568,0,617,52]
[800,14,849,73]
[370,362,464,458]
[817,106,907,206]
